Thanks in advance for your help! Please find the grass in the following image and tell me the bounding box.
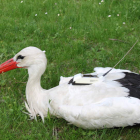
[0,0,140,139]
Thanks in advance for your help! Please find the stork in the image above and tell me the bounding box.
[0,46,140,129]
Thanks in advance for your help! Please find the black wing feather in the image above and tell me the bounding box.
[116,72,140,99]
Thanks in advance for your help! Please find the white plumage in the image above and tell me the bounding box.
[1,46,140,129]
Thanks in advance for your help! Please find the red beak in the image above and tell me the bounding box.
[0,58,19,74]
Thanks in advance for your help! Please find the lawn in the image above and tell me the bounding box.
[0,0,140,139]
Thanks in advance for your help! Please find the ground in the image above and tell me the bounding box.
[0,0,140,139]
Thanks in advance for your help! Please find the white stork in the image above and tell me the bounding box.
[0,46,140,129]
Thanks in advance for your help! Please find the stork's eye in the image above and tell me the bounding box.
[16,55,25,61]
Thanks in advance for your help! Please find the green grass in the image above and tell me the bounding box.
[0,0,140,139]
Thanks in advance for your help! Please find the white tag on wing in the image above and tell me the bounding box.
[73,73,99,84]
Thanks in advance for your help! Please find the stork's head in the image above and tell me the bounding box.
[0,47,47,75]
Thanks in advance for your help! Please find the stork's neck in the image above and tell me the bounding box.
[25,66,51,120]
[26,74,42,90]
[26,66,45,101]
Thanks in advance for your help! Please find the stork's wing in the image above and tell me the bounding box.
[56,67,140,129]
